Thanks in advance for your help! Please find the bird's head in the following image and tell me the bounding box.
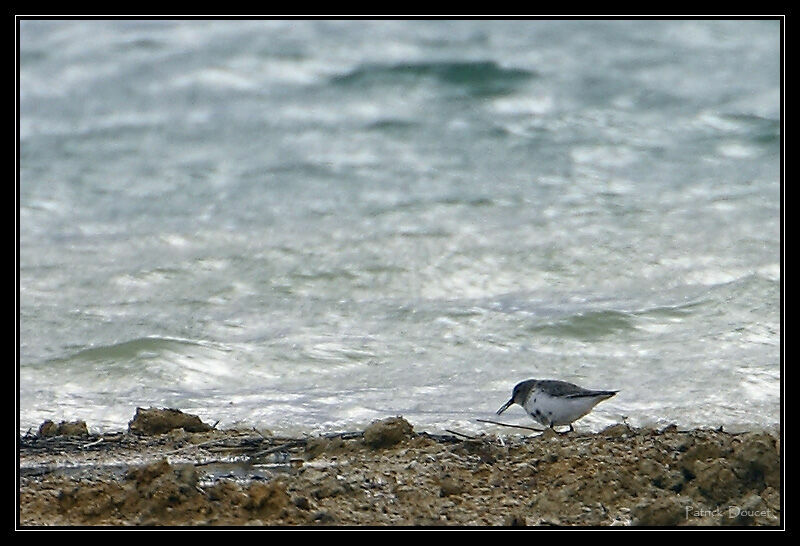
[496,380,533,415]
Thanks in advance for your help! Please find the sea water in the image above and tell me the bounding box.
[19,19,781,435]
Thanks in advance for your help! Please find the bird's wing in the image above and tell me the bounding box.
[537,380,588,397]
[565,389,618,399]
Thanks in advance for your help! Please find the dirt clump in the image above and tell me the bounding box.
[37,420,89,438]
[128,407,213,435]
[362,416,413,449]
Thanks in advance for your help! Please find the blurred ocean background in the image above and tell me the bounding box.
[18,19,781,436]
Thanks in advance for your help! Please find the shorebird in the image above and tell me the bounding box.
[496,379,617,432]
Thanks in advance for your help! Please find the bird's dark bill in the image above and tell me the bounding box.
[496,399,514,415]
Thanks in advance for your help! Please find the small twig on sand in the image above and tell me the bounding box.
[250,440,307,458]
[323,431,364,441]
[475,418,546,433]
[418,432,462,443]
[81,438,104,449]
[444,429,477,440]
[251,427,268,439]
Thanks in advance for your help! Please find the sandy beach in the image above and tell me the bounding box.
[17,411,781,527]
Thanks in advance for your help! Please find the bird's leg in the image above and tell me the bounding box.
[550,423,568,436]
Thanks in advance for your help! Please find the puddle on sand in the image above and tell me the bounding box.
[19,455,303,484]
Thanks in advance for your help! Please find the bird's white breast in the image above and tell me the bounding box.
[522,388,605,426]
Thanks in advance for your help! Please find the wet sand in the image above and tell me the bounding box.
[18,415,781,527]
